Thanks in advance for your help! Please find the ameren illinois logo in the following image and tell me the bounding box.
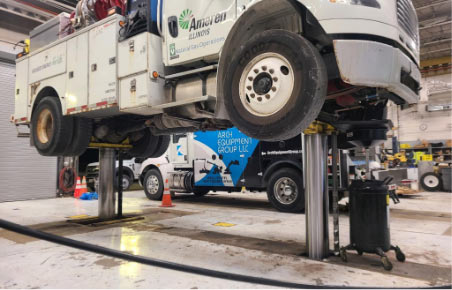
[179,9,227,40]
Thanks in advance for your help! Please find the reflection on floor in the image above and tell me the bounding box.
[0,190,450,288]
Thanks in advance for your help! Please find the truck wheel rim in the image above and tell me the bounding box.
[239,52,295,117]
[424,175,439,188]
[36,108,54,144]
[274,177,297,205]
[146,175,159,194]
[122,177,130,189]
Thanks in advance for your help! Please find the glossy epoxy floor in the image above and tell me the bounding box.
[0,190,450,288]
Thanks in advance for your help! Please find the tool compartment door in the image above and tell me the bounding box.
[66,33,89,111]
[118,33,148,78]
[14,58,29,121]
[119,73,149,110]
[88,20,119,106]
[163,0,236,65]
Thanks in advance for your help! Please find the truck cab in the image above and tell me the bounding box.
[13,0,420,158]
[141,128,345,213]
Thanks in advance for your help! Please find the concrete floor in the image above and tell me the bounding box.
[0,190,450,288]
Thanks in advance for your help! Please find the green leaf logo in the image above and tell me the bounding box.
[179,9,192,30]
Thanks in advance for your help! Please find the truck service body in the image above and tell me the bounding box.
[13,0,420,158]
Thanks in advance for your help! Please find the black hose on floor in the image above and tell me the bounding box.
[0,219,449,289]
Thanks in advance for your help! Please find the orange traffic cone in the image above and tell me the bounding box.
[160,179,174,207]
[80,176,88,196]
[74,177,82,198]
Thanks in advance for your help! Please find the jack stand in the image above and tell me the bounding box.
[303,122,333,260]
[98,148,116,220]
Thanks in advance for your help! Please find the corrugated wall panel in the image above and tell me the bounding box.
[0,61,57,202]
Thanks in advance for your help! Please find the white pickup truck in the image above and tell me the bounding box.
[85,157,143,191]
[13,0,420,158]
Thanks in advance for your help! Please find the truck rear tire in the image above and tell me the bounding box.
[128,129,159,158]
[267,168,304,213]
[31,97,74,156]
[152,135,171,158]
[143,168,164,200]
[65,117,92,156]
[223,30,327,141]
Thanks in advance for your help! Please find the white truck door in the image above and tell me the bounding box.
[163,0,236,66]
[169,134,189,165]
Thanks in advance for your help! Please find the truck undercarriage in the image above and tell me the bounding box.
[13,0,420,158]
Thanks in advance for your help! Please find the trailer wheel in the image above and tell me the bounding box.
[128,129,159,158]
[143,168,164,200]
[223,30,327,141]
[31,97,73,156]
[267,168,304,213]
[65,117,92,156]
[420,172,442,192]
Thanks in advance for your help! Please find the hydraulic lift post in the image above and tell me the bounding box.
[303,123,332,260]
[98,148,116,220]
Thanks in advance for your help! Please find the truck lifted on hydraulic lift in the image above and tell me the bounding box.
[13,0,420,158]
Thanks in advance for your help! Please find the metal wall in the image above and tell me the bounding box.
[0,54,57,202]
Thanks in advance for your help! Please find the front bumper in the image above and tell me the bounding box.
[333,39,420,104]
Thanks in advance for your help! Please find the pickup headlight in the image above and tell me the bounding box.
[331,0,381,9]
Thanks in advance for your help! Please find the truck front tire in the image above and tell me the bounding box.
[31,97,73,156]
[223,30,327,141]
[143,168,164,200]
[267,168,305,213]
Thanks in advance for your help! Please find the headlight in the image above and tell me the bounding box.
[331,0,381,9]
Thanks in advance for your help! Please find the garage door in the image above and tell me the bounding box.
[0,55,57,202]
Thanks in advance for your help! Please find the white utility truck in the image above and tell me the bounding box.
[13,0,420,158]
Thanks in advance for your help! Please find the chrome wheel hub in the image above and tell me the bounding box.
[274,177,298,205]
[239,52,295,117]
[146,175,159,194]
